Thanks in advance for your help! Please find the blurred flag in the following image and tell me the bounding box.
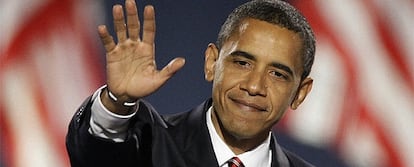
[281,0,414,167]
[0,0,104,166]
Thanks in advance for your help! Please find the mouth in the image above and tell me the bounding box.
[230,98,268,112]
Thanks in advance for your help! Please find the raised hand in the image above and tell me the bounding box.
[98,0,185,114]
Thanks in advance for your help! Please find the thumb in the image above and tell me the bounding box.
[159,57,186,79]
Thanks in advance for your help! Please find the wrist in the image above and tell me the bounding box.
[100,87,137,115]
[106,88,137,107]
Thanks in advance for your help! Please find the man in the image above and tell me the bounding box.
[66,0,316,166]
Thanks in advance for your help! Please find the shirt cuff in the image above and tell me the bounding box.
[88,85,138,142]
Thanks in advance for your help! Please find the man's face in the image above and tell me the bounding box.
[205,18,313,142]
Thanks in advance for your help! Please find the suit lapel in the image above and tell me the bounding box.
[176,99,219,166]
[270,133,290,167]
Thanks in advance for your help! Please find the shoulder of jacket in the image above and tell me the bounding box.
[282,149,315,167]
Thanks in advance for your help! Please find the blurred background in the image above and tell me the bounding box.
[1,0,413,166]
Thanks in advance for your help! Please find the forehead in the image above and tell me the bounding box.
[223,18,304,74]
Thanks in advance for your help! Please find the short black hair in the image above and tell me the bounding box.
[216,0,316,79]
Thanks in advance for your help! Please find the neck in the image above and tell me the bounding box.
[211,108,269,155]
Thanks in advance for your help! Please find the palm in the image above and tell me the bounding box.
[106,39,158,98]
[99,0,185,100]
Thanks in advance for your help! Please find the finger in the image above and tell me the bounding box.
[126,0,140,41]
[142,5,156,44]
[159,57,186,79]
[98,25,116,52]
[113,5,127,43]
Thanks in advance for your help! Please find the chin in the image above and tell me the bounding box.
[231,133,257,140]
[226,125,262,140]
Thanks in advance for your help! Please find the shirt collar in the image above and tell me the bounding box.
[206,107,272,167]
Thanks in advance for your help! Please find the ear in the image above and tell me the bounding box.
[291,77,313,110]
[204,43,219,82]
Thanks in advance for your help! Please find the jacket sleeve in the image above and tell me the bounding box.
[65,96,139,167]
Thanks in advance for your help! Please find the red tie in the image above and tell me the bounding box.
[228,157,245,167]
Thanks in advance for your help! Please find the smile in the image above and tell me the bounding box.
[230,98,268,112]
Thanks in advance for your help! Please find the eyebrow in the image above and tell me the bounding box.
[229,51,294,76]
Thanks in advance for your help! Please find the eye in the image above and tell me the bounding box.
[270,70,288,80]
[234,60,251,68]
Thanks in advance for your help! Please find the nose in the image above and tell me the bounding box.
[240,71,267,96]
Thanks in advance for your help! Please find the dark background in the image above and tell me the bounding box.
[102,1,349,166]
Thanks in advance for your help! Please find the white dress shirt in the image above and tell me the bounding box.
[89,86,272,166]
[206,107,272,167]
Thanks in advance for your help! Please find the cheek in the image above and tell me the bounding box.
[212,65,242,94]
[266,86,298,121]
[211,67,229,110]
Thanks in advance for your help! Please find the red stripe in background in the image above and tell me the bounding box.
[364,0,414,92]
[0,0,103,88]
[3,1,74,166]
[1,0,103,166]
[292,1,404,167]
[358,104,404,167]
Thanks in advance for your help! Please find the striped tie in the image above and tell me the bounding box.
[228,157,245,167]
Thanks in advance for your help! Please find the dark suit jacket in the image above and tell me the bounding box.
[66,97,314,167]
